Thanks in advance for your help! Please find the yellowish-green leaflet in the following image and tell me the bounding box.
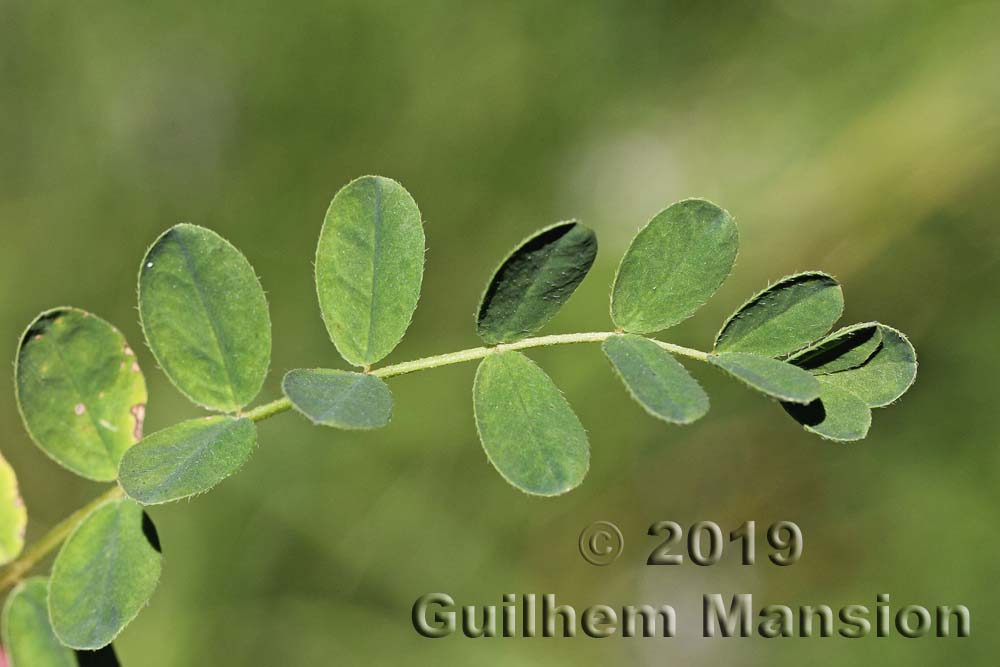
[15,308,147,481]
[611,199,738,333]
[316,176,425,367]
[0,454,26,566]
[476,221,598,344]
[709,352,821,404]
[783,379,872,442]
[1,578,121,667]
[282,369,392,430]
[473,351,589,496]
[119,417,257,505]
[602,334,709,424]
[788,322,883,374]
[49,497,161,649]
[139,223,272,413]
[714,272,844,357]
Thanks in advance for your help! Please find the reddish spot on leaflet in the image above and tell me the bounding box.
[131,403,146,440]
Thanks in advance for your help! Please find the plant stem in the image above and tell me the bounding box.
[244,396,292,422]
[376,331,711,375]
[246,332,708,423]
[2,331,710,591]
[0,485,123,594]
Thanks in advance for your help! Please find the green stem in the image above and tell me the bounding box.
[0,485,124,594]
[2,331,709,591]
[245,331,708,422]
[373,331,711,376]
[244,397,292,422]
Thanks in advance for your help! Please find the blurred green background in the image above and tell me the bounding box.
[2,0,998,664]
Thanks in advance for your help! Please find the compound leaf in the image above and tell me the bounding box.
[788,322,882,374]
[709,352,820,404]
[2,578,120,667]
[282,369,392,430]
[714,272,844,356]
[15,308,147,481]
[139,223,271,413]
[819,325,917,407]
[119,416,256,505]
[49,497,161,650]
[602,334,709,424]
[611,199,738,333]
[476,221,597,344]
[0,454,26,566]
[316,176,424,367]
[473,351,589,496]
[783,379,872,442]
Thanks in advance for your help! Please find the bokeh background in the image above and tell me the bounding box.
[2,1,998,664]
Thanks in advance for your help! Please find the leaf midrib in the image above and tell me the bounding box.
[175,232,240,408]
[60,504,123,643]
[315,375,368,422]
[627,340,685,417]
[141,421,237,497]
[506,359,567,491]
[618,213,709,325]
[364,180,383,361]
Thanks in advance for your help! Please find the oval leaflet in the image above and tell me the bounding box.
[714,272,844,357]
[603,334,709,425]
[2,578,77,667]
[709,353,821,404]
[611,199,738,334]
[783,379,872,442]
[788,322,883,374]
[139,223,272,413]
[283,369,392,430]
[2,578,120,666]
[119,416,257,505]
[476,221,597,345]
[819,325,917,407]
[315,176,425,367]
[49,497,162,649]
[15,308,147,481]
[473,351,589,496]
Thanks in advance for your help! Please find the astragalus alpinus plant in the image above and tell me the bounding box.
[0,176,916,663]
